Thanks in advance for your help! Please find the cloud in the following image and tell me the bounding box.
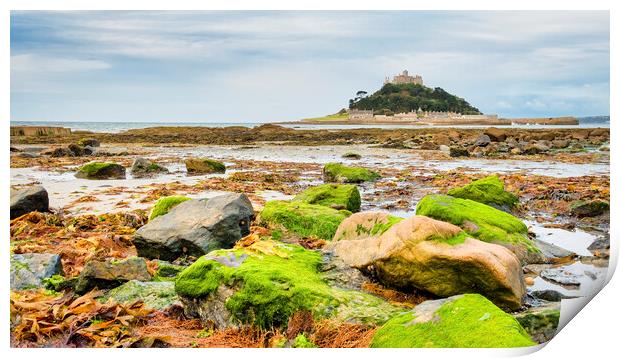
[11,54,110,72]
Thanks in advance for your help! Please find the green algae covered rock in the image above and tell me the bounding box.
[323,163,380,183]
[102,280,179,310]
[513,301,560,343]
[259,200,351,241]
[371,294,536,348]
[185,158,226,174]
[293,184,361,212]
[175,240,404,329]
[75,162,126,179]
[149,195,191,221]
[447,175,518,211]
[416,194,542,263]
[332,211,403,242]
[570,199,610,217]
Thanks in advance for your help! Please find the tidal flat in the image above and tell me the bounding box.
[10,125,610,348]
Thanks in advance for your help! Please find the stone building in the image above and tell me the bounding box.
[384,70,423,86]
[348,109,374,120]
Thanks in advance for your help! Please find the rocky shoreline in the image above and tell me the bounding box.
[10,126,610,348]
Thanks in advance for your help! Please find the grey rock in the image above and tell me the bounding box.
[540,267,582,286]
[102,280,179,310]
[513,301,560,343]
[75,256,151,294]
[131,157,169,177]
[449,146,469,157]
[474,134,491,147]
[134,193,255,261]
[10,185,49,219]
[530,289,572,302]
[533,238,576,261]
[11,253,63,290]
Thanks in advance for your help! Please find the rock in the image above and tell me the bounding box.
[416,194,544,264]
[449,146,469,157]
[530,289,568,302]
[77,138,100,147]
[185,158,226,174]
[539,267,582,287]
[570,199,609,217]
[371,294,535,348]
[589,128,608,137]
[420,141,438,150]
[259,200,350,241]
[10,146,20,152]
[447,175,518,212]
[532,238,576,261]
[523,142,549,155]
[75,256,151,294]
[131,157,169,177]
[510,148,522,155]
[551,139,570,149]
[328,215,525,310]
[75,162,126,179]
[323,163,380,183]
[293,183,361,212]
[485,128,507,142]
[68,143,85,156]
[48,147,73,157]
[432,134,451,146]
[134,193,254,261]
[332,212,403,242]
[17,152,39,158]
[341,152,361,160]
[319,252,372,291]
[152,260,186,280]
[10,185,49,219]
[175,240,404,329]
[572,131,589,140]
[11,253,63,290]
[439,144,450,153]
[513,301,560,343]
[102,280,179,310]
[474,134,491,147]
[148,195,191,221]
[447,130,460,142]
[82,145,96,155]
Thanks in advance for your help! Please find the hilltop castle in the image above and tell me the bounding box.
[384,70,423,86]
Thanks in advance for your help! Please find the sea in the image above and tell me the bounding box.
[10,117,610,134]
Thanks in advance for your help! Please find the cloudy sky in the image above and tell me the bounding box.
[11,11,609,123]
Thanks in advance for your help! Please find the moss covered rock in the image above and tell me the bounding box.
[185,158,226,174]
[332,211,403,242]
[328,215,526,310]
[131,157,169,178]
[175,240,404,329]
[570,199,610,217]
[323,163,380,183]
[75,256,151,294]
[513,301,560,343]
[259,200,351,241]
[416,194,543,264]
[75,162,126,179]
[102,280,179,310]
[341,152,362,160]
[371,294,536,348]
[447,175,518,211]
[149,195,191,221]
[293,184,361,212]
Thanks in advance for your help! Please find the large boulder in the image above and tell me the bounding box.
[474,134,491,147]
[332,211,403,242]
[102,280,179,310]
[75,256,151,294]
[75,162,126,179]
[148,195,191,221]
[185,158,225,174]
[10,185,49,219]
[416,194,543,264]
[449,146,469,157]
[258,200,351,241]
[10,253,63,290]
[371,294,536,348]
[293,183,361,212]
[175,240,404,329]
[323,163,380,183]
[447,175,518,211]
[134,193,254,261]
[485,128,508,142]
[570,199,609,217]
[328,215,526,310]
[131,157,169,178]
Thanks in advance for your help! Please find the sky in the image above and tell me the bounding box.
[10,11,610,123]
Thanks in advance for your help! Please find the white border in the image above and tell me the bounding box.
[2,1,617,357]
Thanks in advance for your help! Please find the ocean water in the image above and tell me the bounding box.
[11,119,610,133]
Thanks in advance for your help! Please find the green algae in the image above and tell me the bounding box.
[371,294,536,348]
[323,163,380,183]
[175,241,403,329]
[292,334,317,348]
[259,200,351,241]
[148,195,191,221]
[293,184,361,212]
[447,175,518,209]
[102,280,178,310]
[416,194,538,253]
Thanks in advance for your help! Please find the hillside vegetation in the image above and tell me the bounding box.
[350,83,482,115]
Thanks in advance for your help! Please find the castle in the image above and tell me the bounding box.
[384,70,423,86]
